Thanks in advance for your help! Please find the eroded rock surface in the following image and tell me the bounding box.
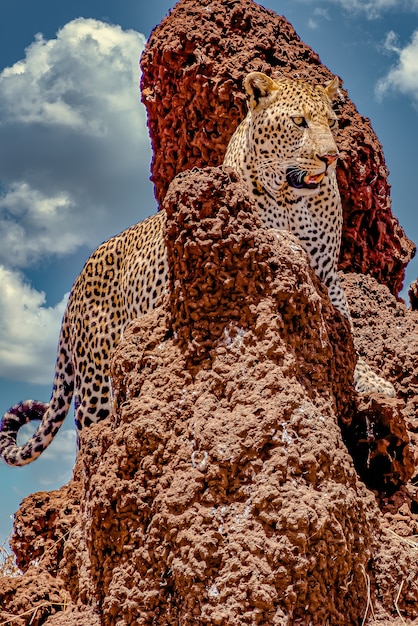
[2,168,417,625]
[342,272,418,516]
[409,278,418,310]
[10,479,81,575]
[0,569,68,626]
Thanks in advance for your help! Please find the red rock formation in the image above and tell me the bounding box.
[140,0,415,295]
[0,569,67,626]
[11,482,80,574]
[409,278,418,310]
[341,272,418,502]
[2,167,417,625]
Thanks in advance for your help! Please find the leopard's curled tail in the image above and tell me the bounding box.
[0,313,74,466]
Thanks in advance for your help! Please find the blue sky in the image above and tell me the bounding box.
[0,0,417,547]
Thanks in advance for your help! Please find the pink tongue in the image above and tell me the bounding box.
[305,173,324,185]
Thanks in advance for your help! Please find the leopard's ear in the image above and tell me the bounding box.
[324,76,340,101]
[244,72,279,110]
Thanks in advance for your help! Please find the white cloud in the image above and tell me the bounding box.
[381,30,402,54]
[308,8,330,29]
[0,19,145,133]
[0,266,68,384]
[313,7,330,18]
[40,428,76,466]
[17,422,76,470]
[0,183,83,266]
[297,0,418,19]
[340,0,415,17]
[0,18,153,270]
[376,30,418,105]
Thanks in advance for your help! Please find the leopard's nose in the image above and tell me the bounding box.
[318,153,339,167]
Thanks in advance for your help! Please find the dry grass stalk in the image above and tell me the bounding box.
[387,528,418,550]
[0,598,68,626]
[361,564,375,625]
[394,580,407,626]
[0,536,21,579]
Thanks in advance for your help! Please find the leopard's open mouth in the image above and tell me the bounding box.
[286,167,325,190]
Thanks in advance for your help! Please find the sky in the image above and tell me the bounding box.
[0,0,417,548]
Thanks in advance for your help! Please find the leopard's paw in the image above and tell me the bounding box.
[354,357,395,398]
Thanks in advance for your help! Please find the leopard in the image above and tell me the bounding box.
[224,72,396,399]
[0,71,395,466]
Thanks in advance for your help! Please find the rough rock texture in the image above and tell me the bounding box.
[140,0,415,296]
[0,569,68,626]
[2,168,418,625]
[341,272,418,521]
[10,479,81,574]
[409,278,418,310]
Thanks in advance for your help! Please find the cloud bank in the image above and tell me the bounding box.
[298,0,418,19]
[0,266,68,384]
[0,18,152,385]
[376,30,418,106]
[0,18,151,269]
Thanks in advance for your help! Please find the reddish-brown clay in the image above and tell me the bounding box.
[0,568,68,626]
[341,272,418,512]
[10,478,81,574]
[408,278,418,310]
[3,168,417,625]
[140,0,415,296]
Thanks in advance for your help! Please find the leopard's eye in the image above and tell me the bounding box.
[328,117,338,129]
[292,116,308,128]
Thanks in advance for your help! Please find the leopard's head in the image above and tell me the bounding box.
[244,71,340,199]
